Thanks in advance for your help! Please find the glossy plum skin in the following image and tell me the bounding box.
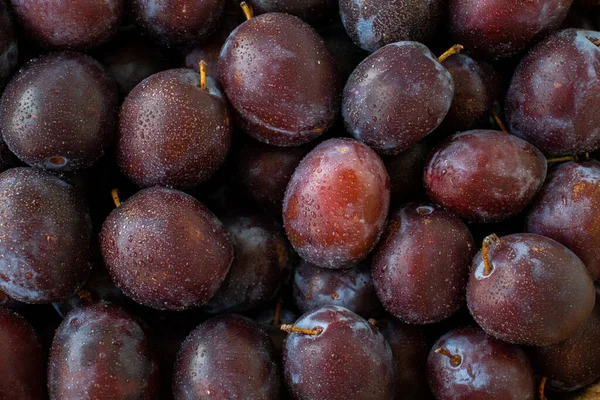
[247,0,338,25]
[100,32,173,96]
[527,160,600,280]
[0,0,18,90]
[10,0,123,50]
[293,260,382,318]
[467,233,595,346]
[528,297,600,392]
[427,327,535,400]
[0,52,119,171]
[424,130,547,223]
[283,306,396,400]
[506,29,600,156]
[233,139,311,214]
[339,0,444,52]
[100,187,233,311]
[203,211,294,314]
[0,168,93,303]
[438,54,502,134]
[219,13,341,146]
[0,308,46,399]
[117,69,232,189]
[48,303,159,400]
[283,138,390,269]
[377,318,432,400]
[174,314,281,399]
[130,0,225,46]
[448,0,573,59]
[343,42,453,155]
[372,203,474,324]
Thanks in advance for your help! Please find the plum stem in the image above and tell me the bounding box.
[482,234,500,277]
[280,324,322,335]
[111,189,121,208]
[538,377,547,400]
[77,290,93,303]
[492,110,508,133]
[435,348,462,367]
[546,155,578,163]
[273,298,283,326]
[588,37,600,46]
[437,44,464,63]
[240,2,254,20]
[198,61,208,91]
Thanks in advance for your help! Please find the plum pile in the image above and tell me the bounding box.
[1,0,600,399]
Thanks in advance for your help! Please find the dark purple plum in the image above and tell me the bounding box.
[342,42,454,155]
[233,139,311,214]
[0,308,46,399]
[467,233,595,346]
[0,52,119,171]
[449,0,573,59]
[219,13,341,146]
[48,302,159,399]
[99,31,173,96]
[117,68,232,189]
[424,130,547,222]
[0,0,18,90]
[427,327,535,399]
[372,203,474,324]
[0,168,93,303]
[506,29,600,156]
[339,0,444,52]
[376,318,432,399]
[203,211,294,313]
[320,26,369,81]
[10,0,123,50]
[282,306,396,399]
[529,297,600,392]
[100,187,233,310]
[283,138,390,269]
[438,54,502,134]
[293,259,382,318]
[174,314,281,399]
[527,160,600,280]
[129,0,225,47]
[246,0,337,25]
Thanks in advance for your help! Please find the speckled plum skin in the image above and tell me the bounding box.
[527,160,600,280]
[117,69,232,189]
[449,0,573,59]
[203,211,294,314]
[528,298,600,392]
[130,0,225,46]
[293,259,382,318]
[424,130,547,223]
[233,139,311,214]
[283,306,396,400]
[339,0,444,52]
[0,52,119,171]
[247,0,338,25]
[100,187,233,311]
[506,29,600,156]
[283,138,390,269]
[438,54,502,134]
[427,327,535,400]
[10,0,123,50]
[377,318,432,400]
[372,203,474,324]
[0,1,18,90]
[0,308,46,399]
[0,168,93,303]
[48,303,159,400]
[467,233,595,346]
[342,42,453,155]
[219,13,341,147]
[174,314,281,400]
